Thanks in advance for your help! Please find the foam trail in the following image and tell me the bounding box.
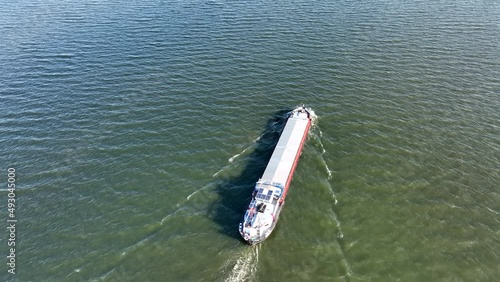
[304,107,357,280]
[228,146,251,163]
[160,209,181,225]
[314,128,332,180]
[330,209,343,238]
[320,157,332,180]
[228,134,264,163]
[213,164,231,178]
[315,130,326,154]
[159,182,216,225]
[328,208,357,279]
[187,182,215,200]
[253,134,262,143]
[224,246,259,282]
[327,182,338,205]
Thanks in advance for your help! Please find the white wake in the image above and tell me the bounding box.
[224,246,259,282]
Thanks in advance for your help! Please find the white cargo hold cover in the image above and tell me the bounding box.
[261,112,309,185]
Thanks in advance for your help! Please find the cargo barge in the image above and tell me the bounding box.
[239,106,312,244]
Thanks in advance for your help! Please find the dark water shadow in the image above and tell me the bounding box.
[208,108,292,240]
